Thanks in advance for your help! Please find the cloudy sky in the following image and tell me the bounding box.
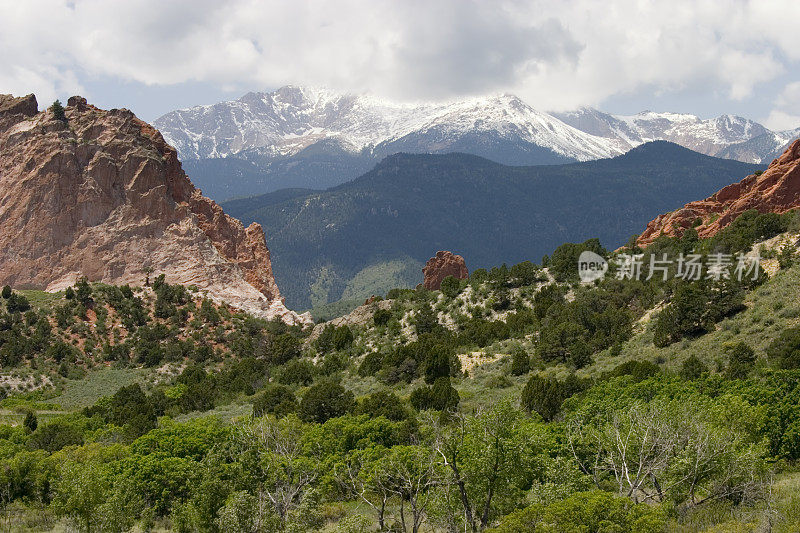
[1,0,799,128]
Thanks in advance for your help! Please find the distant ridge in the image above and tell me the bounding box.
[222,141,763,309]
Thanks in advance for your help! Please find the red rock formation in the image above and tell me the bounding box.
[0,93,309,325]
[638,139,800,246]
[422,251,469,290]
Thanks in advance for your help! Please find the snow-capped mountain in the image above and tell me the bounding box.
[552,108,772,160]
[715,127,800,164]
[155,85,622,163]
[154,86,799,201]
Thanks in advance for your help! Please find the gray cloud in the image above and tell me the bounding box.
[0,0,798,126]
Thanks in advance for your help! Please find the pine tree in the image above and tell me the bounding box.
[50,99,67,122]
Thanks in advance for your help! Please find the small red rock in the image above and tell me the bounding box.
[422,251,469,290]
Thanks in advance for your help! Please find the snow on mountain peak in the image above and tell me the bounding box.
[154,86,794,170]
[154,86,623,162]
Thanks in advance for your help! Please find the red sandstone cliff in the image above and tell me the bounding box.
[0,93,310,325]
[638,139,800,246]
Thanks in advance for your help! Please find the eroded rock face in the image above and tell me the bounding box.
[638,139,800,246]
[0,93,310,325]
[422,251,468,290]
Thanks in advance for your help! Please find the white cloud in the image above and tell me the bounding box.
[764,81,800,131]
[1,0,800,112]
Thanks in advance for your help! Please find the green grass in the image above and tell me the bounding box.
[48,367,149,410]
[174,401,253,423]
[18,289,63,310]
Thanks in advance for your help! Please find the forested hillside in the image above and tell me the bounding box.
[224,141,762,310]
[3,209,800,531]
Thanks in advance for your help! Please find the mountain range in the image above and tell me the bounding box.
[155,86,798,201]
[222,142,762,310]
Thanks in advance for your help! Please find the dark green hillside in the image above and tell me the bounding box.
[225,141,762,309]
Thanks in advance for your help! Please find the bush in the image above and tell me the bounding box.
[298,379,355,423]
[253,385,297,418]
[414,304,441,336]
[487,490,666,533]
[709,209,790,254]
[1,285,10,299]
[358,351,383,377]
[510,347,531,376]
[724,341,756,379]
[276,358,314,385]
[767,327,800,369]
[679,355,708,380]
[315,324,355,353]
[333,326,355,351]
[423,344,452,384]
[373,309,393,327]
[268,333,301,365]
[29,419,84,452]
[5,293,31,313]
[521,374,585,421]
[549,238,607,282]
[440,275,464,298]
[653,279,745,347]
[604,360,660,382]
[410,377,459,411]
[23,412,37,433]
[356,390,411,421]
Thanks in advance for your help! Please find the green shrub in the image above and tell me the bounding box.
[423,344,452,384]
[315,324,355,353]
[410,377,459,411]
[298,379,355,423]
[510,347,531,376]
[767,327,800,369]
[679,355,708,380]
[5,292,30,313]
[487,490,666,533]
[356,390,411,421]
[277,358,314,385]
[23,412,38,433]
[653,279,745,347]
[724,341,755,379]
[549,238,607,282]
[373,309,393,327]
[604,360,660,382]
[253,385,297,418]
[358,351,383,377]
[268,333,301,365]
[521,374,585,421]
[29,419,84,452]
[440,275,464,298]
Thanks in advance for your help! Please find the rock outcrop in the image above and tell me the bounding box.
[638,139,800,246]
[0,93,310,325]
[422,251,469,290]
